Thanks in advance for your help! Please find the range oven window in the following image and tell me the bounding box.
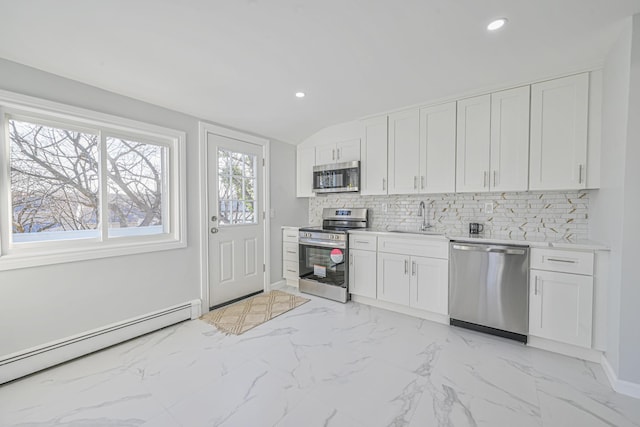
[299,243,346,287]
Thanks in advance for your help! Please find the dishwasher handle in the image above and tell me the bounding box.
[451,244,527,256]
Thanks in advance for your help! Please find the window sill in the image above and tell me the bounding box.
[0,237,187,271]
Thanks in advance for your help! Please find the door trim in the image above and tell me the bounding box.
[198,122,271,315]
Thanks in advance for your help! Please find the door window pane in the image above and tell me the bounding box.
[218,148,257,225]
[9,119,100,243]
[106,137,166,237]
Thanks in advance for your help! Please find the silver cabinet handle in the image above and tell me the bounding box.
[287,269,297,273]
[354,240,369,244]
[421,176,425,189]
[412,261,416,276]
[404,259,408,275]
[350,254,353,265]
[546,257,577,264]
[414,176,417,189]
[493,170,497,187]
[286,250,296,254]
[337,148,341,160]
[578,164,584,184]
[534,276,539,295]
[483,171,488,188]
[382,177,386,191]
[332,149,335,161]
[210,227,219,234]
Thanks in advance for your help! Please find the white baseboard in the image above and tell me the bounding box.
[601,354,640,399]
[0,299,201,385]
[527,336,602,363]
[351,295,449,325]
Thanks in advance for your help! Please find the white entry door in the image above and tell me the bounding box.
[207,132,265,307]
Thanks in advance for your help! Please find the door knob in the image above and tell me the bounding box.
[210,227,219,234]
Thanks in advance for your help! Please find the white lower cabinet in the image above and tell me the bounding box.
[411,256,448,315]
[282,227,299,287]
[377,252,410,305]
[529,270,593,348]
[349,249,377,299]
[373,236,449,315]
[528,247,595,349]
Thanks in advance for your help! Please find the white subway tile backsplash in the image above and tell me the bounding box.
[309,190,590,240]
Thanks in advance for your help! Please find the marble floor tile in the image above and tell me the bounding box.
[1,285,638,427]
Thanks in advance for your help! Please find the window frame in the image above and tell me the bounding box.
[0,89,187,271]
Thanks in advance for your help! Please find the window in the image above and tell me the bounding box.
[217,148,257,225]
[0,94,186,270]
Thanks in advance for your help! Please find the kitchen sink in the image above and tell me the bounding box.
[388,229,444,236]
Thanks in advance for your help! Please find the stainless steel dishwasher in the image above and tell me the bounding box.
[449,241,530,343]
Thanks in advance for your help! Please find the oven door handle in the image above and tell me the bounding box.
[299,239,346,249]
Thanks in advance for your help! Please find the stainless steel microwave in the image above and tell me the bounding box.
[313,161,360,194]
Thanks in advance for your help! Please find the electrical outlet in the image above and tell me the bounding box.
[484,202,493,214]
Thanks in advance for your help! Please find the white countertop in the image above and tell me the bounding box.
[348,228,609,251]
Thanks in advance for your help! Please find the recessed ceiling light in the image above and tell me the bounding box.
[295,92,305,98]
[487,18,507,31]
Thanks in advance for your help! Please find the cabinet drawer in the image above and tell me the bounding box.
[283,242,298,261]
[283,260,299,279]
[530,248,594,275]
[283,228,299,243]
[378,236,448,259]
[349,234,377,251]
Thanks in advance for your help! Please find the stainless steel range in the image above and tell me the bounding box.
[298,208,368,303]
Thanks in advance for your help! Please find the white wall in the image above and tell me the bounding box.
[269,141,308,283]
[589,18,632,376]
[0,58,300,357]
[590,14,640,385]
[618,14,640,384]
[299,120,361,147]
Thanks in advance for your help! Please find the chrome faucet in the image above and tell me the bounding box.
[418,201,432,231]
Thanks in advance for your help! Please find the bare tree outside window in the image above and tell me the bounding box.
[107,137,164,237]
[10,120,100,241]
[9,118,167,243]
[218,149,256,225]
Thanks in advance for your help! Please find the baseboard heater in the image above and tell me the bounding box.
[0,299,201,385]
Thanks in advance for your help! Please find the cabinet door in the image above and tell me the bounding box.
[388,109,420,194]
[349,249,377,298]
[529,270,593,348]
[377,252,410,305]
[296,146,315,197]
[456,95,491,192]
[315,144,336,165]
[337,139,361,162]
[419,102,456,194]
[361,116,388,195]
[410,256,448,315]
[490,86,530,192]
[529,73,589,190]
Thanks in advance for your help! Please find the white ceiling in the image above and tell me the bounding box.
[1,1,639,144]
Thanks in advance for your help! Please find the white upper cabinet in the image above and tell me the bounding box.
[456,95,491,192]
[529,73,589,190]
[456,87,530,193]
[490,86,531,192]
[419,102,457,194]
[296,146,315,197]
[361,115,388,195]
[388,109,420,194]
[315,139,361,165]
[315,144,335,165]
